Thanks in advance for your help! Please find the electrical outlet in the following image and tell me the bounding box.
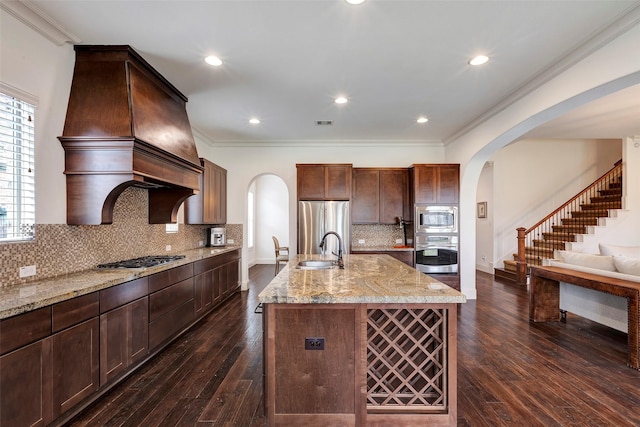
[19,265,36,278]
[481,255,487,262]
[227,239,234,244]
[304,337,325,350]
[165,245,172,252]
[199,240,204,247]
[395,239,403,244]
[358,239,365,244]
[165,223,179,233]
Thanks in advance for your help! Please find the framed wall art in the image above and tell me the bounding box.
[477,201,487,219]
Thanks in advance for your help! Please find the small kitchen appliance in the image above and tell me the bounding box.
[415,205,458,234]
[207,227,226,247]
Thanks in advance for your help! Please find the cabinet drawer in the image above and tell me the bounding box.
[148,264,193,293]
[53,292,99,333]
[214,250,241,267]
[148,300,194,350]
[149,278,194,322]
[193,256,216,275]
[100,277,149,313]
[0,307,52,355]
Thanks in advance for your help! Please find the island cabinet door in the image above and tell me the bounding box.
[264,304,361,426]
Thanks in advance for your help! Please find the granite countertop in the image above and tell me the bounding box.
[351,246,414,252]
[0,246,241,319]
[258,254,466,304]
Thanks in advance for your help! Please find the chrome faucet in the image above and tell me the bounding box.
[319,231,344,269]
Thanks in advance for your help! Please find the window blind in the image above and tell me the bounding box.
[0,92,36,241]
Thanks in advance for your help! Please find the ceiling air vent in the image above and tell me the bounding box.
[315,120,333,126]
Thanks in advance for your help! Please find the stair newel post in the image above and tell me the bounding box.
[516,227,527,285]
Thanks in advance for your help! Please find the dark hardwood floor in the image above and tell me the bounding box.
[66,266,640,426]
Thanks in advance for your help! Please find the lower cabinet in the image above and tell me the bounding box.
[0,318,99,426]
[149,278,195,351]
[0,250,241,427]
[194,250,241,316]
[52,318,100,418]
[0,338,53,427]
[100,297,149,384]
[194,270,214,319]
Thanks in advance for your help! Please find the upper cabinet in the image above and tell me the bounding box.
[185,158,227,225]
[352,168,408,224]
[411,164,459,205]
[297,164,352,200]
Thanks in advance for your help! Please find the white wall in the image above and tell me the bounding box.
[558,136,640,332]
[255,174,289,264]
[194,140,445,288]
[475,162,493,274]
[445,21,640,299]
[490,138,621,266]
[1,11,74,225]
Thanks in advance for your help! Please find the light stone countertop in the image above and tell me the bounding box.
[258,254,466,304]
[0,246,241,319]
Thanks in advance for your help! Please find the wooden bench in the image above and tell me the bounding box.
[529,265,640,370]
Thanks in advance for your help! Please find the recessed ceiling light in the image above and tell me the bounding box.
[205,55,222,66]
[469,55,489,66]
[249,118,260,124]
[334,96,348,104]
[417,117,429,124]
[346,0,366,4]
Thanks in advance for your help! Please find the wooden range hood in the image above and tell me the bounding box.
[59,45,204,225]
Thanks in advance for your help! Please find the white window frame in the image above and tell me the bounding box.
[0,84,36,242]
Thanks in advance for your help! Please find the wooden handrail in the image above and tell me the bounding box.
[525,161,622,235]
[515,160,622,285]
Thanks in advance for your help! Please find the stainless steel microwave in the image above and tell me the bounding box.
[415,205,458,233]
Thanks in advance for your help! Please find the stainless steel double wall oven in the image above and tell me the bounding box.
[414,205,459,274]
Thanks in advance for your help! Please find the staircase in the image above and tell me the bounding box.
[494,161,623,284]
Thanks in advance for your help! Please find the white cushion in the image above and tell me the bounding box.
[599,243,640,259]
[613,255,640,276]
[554,250,616,272]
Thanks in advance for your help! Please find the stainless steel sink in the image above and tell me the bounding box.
[296,260,336,270]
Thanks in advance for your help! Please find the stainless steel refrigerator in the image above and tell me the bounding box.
[298,201,350,255]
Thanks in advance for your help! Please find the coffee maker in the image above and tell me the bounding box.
[207,227,226,247]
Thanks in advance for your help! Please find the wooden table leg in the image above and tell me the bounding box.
[627,293,639,370]
[529,273,561,322]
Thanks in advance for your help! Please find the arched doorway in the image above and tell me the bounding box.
[246,173,290,279]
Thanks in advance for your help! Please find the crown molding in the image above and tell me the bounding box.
[444,3,640,146]
[0,0,80,46]
[191,126,443,148]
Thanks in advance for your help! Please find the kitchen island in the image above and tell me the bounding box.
[258,254,466,427]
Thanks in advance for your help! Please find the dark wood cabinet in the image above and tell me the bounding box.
[185,158,227,225]
[99,277,149,384]
[352,169,379,223]
[51,318,100,418]
[0,338,53,427]
[100,297,149,385]
[411,164,459,205]
[149,277,195,351]
[352,168,408,224]
[297,164,352,200]
[0,250,240,427]
[0,302,100,426]
[194,270,214,320]
[380,169,409,223]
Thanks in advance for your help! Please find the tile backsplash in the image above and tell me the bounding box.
[351,224,407,248]
[0,187,242,287]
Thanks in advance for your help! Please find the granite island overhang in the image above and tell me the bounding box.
[258,254,466,427]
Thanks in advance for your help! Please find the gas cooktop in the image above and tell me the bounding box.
[97,255,186,269]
